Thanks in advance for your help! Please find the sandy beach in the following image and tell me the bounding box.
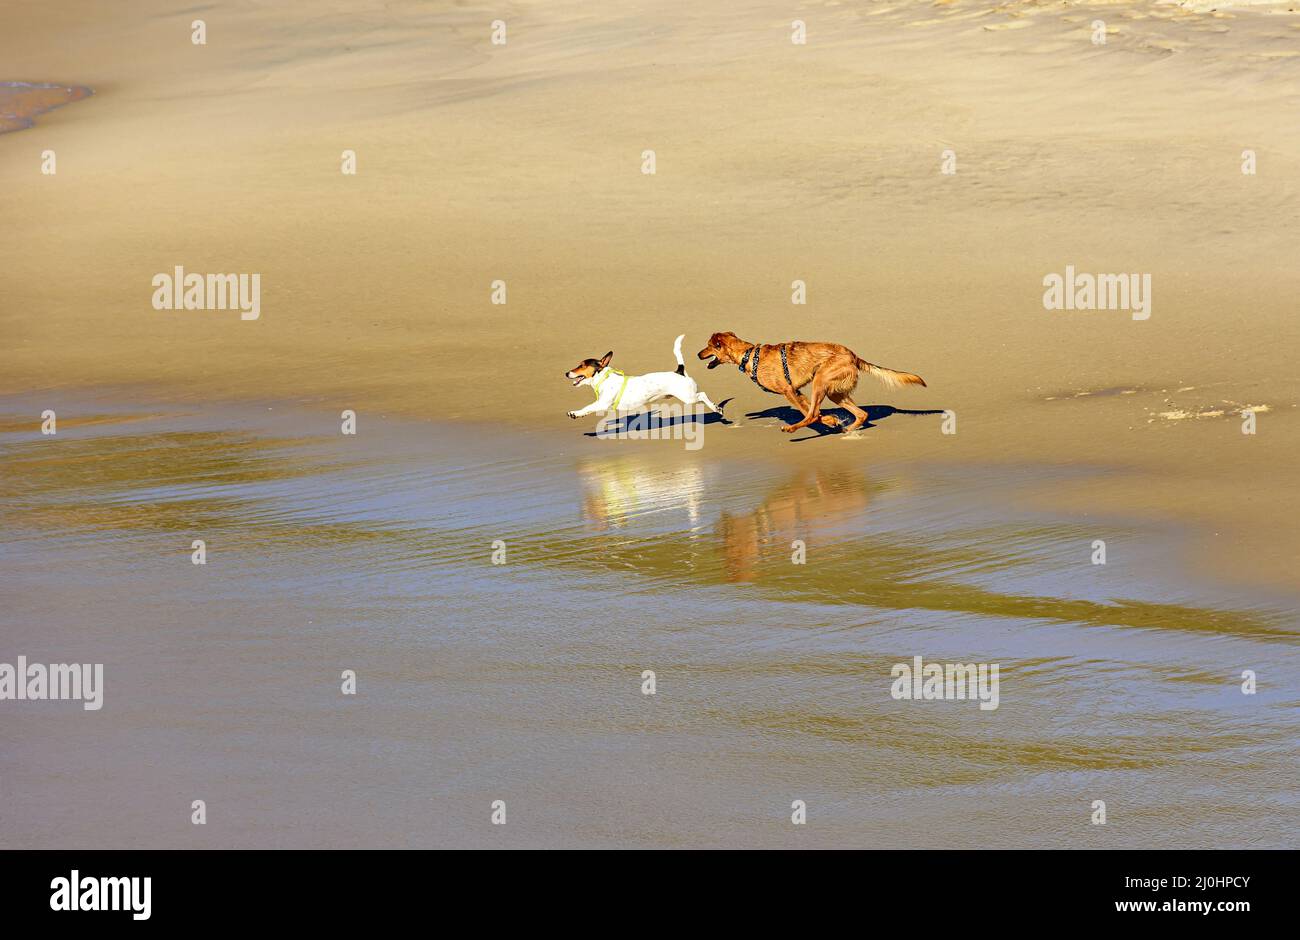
[2,397,1296,848]
[4,0,1298,587]
[2,1,1297,848]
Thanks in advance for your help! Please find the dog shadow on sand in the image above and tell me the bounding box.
[745,405,947,442]
[583,400,734,438]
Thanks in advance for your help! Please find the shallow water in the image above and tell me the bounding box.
[0,393,1296,848]
[0,81,90,134]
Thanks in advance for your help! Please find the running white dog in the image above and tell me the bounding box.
[565,335,723,421]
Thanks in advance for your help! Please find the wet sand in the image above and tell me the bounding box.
[2,1,1298,847]
[1,396,1296,848]
[0,82,91,134]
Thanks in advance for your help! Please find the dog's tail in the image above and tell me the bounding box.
[673,334,687,375]
[856,358,926,389]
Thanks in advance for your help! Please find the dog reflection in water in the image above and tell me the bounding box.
[578,459,705,531]
[716,468,872,582]
[577,461,871,583]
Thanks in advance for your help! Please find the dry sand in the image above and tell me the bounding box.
[3,0,1298,588]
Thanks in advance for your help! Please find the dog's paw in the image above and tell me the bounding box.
[567,411,578,420]
[781,424,798,433]
[820,415,840,428]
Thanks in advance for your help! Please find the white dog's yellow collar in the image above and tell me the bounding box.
[591,368,629,409]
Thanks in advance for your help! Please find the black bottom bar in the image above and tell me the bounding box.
[1,849,1287,926]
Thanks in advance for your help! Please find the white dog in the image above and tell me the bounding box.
[565,335,723,421]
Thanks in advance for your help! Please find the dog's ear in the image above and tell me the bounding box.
[599,351,614,368]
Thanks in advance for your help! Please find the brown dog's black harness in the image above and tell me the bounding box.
[738,343,794,393]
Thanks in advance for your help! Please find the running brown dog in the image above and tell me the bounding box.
[696,332,926,432]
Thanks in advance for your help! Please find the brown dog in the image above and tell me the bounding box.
[697,332,925,432]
